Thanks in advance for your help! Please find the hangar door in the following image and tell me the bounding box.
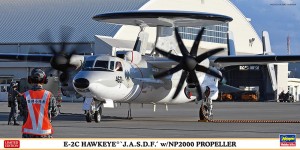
[222,65,272,101]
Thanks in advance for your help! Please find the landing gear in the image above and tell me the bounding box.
[86,111,93,122]
[199,98,213,121]
[127,103,133,119]
[94,107,102,123]
[199,103,208,121]
[83,98,103,123]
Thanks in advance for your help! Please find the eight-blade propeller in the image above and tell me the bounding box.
[154,27,224,99]
[39,26,80,84]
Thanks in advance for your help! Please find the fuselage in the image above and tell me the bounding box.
[73,55,219,104]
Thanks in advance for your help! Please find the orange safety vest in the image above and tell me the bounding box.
[22,90,53,135]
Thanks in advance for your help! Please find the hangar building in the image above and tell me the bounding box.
[0,0,288,101]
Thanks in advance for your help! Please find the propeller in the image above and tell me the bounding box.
[154,27,224,99]
[39,26,81,84]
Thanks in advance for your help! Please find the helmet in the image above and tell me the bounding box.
[10,82,18,88]
[28,68,48,84]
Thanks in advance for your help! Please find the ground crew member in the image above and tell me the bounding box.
[8,82,22,125]
[20,68,58,138]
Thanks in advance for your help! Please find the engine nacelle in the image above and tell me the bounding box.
[70,54,85,69]
[184,86,197,99]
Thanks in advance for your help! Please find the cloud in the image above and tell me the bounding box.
[281,0,294,4]
[263,0,295,4]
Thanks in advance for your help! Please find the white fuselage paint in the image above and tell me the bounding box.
[73,55,218,104]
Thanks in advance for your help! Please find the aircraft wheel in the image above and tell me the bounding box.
[94,107,102,123]
[199,103,209,121]
[86,112,92,122]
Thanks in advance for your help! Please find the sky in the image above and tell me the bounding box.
[230,0,300,55]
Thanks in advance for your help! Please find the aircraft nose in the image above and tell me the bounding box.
[74,78,89,89]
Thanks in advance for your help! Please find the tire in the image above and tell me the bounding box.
[94,107,102,123]
[86,112,92,122]
[199,103,209,121]
[94,111,101,123]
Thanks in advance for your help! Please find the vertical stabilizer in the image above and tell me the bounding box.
[154,26,180,55]
[227,31,236,56]
[262,31,277,91]
[262,31,273,55]
[133,29,149,55]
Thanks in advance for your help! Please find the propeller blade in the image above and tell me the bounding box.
[195,65,222,79]
[189,71,202,99]
[39,29,56,54]
[45,67,55,77]
[59,72,69,83]
[195,48,224,63]
[59,26,74,53]
[69,37,88,57]
[172,71,188,99]
[174,27,190,56]
[154,64,182,79]
[155,47,182,62]
[190,28,205,57]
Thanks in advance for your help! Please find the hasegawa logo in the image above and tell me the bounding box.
[280,134,296,146]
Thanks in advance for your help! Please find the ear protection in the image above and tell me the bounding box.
[28,68,48,84]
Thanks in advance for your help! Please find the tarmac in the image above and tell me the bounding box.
[0,101,300,138]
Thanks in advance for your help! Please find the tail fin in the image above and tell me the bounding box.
[153,26,179,56]
[262,31,273,55]
[227,31,236,56]
[133,29,149,55]
[262,31,277,91]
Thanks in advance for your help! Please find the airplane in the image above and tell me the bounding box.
[1,10,300,123]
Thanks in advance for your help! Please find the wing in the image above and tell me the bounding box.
[0,53,52,62]
[144,56,178,69]
[213,55,300,67]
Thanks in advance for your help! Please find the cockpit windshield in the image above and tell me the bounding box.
[82,60,94,70]
[94,61,109,69]
[82,59,124,72]
[82,60,112,71]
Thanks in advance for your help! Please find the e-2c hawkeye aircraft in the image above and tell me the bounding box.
[1,10,300,123]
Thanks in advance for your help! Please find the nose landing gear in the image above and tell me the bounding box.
[83,98,103,123]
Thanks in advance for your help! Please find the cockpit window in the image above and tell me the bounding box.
[115,61,123,71]
[95,61,109,69]
[109,61,115,70]
[83,60,94,69]
[82,60,112,71]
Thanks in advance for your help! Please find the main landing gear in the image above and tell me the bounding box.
[127,103,133,120]
[199,97,213,121]
[83,98,103,123]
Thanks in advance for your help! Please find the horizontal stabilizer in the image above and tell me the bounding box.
[95,35,153,50]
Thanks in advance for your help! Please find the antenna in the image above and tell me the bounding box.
[287,35,291,55]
